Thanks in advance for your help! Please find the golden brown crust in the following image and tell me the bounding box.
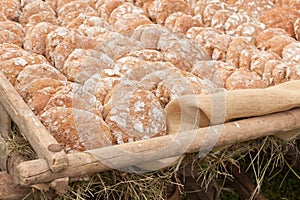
[237,47,257,70]
[96,0,124,20]
[0,21,25,39]
[27,81,64,114]
[237,0,274,19]
[52,31,98,70]
[66,12,106,30]
[131,24,168,49]
[226,37,252,68]
[272,61,288,84]
[0,0,20,21]
[165,12,202,34]
[25,11,58,29]
[157,32,210,71]
[211,9,234,33]
[156,69,216,105]
[40,107,112,153]
[211,34,232,61]
[63,48,114,83]
[0,30,23,47]
[262,59,280,86]
[1,0,300,152]
[24,22,59,55]
[127,49,164,62]
[235,22,266,44]
[225,11,252,36]
[145,0,192,25]
[57,1,96,21]
[0,44,30,61]
[191,60,235,88]
[260,7,300,37]
[274,0,300,11]
[286,63,300,80]
[250,50,280,75]
[45,27,72,64]
[186,27,222,57]
[202,1,236,26]
[256,27,290,50]
[97,31,143,60]
[19,0,55,25]
[282,42,300,64]
[15,63,67,98]
[225,69,268,90]
[0,54,48,86]
[262,35,296,57]
[83,69,121,105]
[105,85,166,144]
[113,14,152,36]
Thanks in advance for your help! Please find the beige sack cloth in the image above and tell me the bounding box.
[139,80,300,172]
[166,80,300,134]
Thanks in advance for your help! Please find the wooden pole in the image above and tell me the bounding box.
[0,102,10,171]
[0,72,68,172]
[15,108,300,186]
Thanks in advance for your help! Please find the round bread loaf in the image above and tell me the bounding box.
[211,9,234,33]
[83,69,121,105]
[260,7,300,37]
[40,107,112,153]
[157,32,210,71]
[24,22,59,55]
[225,69,267,89]
[0,0,20,21]
[131,24,168,49]
[19,0,55,25]
[0,54,47,85]
[26,78,66,114]
[145,0,192,25]
[250,50,280,75]
[63,48,114,83]
[15,63,67,98]
[105,82,166,144]
[226,36,252,68]
[282,42,300,64]
[165,12,202,34]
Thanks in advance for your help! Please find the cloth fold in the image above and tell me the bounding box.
[165,80,300,134]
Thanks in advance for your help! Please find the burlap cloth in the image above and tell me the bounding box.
[124,81,300,172]
[165,80,300,134]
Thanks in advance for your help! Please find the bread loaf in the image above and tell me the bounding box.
[40,107,112,153]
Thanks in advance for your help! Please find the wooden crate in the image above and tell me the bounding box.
[1,71,300,199]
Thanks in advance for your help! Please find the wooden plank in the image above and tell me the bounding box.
[0,171,31,200]
[0,102,10,140]
[0,103,10,171]
[0,72,68,172]
[0,134,7,171]
[15,108,300,186]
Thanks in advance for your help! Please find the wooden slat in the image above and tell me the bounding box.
[0,102,10,171]
[15,108,300,186]
[0,72,68,172]
[0,171,31,200]
[0,134,7,171]
[0,102,10,140]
